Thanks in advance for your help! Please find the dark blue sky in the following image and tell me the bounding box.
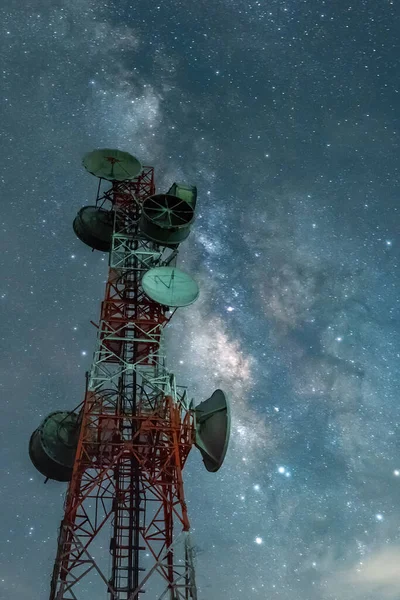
[1,0,400,598]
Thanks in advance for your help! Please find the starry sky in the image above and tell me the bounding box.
[1,0,400,598]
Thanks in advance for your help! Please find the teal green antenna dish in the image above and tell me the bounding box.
[166,182,197,209]
[29,411,80,482]
[195,389,231,472]
[140,194,194,247]
[141,267,199,307]
[82,148,142,181]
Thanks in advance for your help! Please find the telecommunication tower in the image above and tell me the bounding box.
[29,149,231,599]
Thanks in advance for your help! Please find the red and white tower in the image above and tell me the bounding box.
[29,149,230,600]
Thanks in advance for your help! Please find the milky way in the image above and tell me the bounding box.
[1,1,400,599]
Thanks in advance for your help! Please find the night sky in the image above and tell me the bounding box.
[1,0,400,598]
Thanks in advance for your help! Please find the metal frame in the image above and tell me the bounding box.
[49,168,197,599]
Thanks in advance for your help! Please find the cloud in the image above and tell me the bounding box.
[326,546,400,599]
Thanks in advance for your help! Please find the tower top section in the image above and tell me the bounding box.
[82,148,142,181]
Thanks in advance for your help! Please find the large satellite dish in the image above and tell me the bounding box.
[195,389,231,472]
[82,148,142,181]
[141,267,199,307]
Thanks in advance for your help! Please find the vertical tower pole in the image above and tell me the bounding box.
[49,169,197,600]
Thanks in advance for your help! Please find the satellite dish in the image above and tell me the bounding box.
[73,206,114,252]
[82,149,142,181]
[29,411,80,482]
[141,267,199,307]
[140,194,194,247]
[194,389,231,472]
[166,182,197,209]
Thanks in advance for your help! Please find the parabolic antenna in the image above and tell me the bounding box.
[82,149,142,181]
[29,411,80,482]
[166,182,197,209]
[140,194,194,247]
[73,206,114,252]
[194,389,231,473]
[141,267,199,307]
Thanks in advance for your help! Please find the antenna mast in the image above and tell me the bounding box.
[29,149,230,599]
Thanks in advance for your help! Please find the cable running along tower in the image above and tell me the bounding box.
[29,149,231,599]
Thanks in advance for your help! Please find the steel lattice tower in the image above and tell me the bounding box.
[29,150,230,600]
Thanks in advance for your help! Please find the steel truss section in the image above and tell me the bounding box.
[49,170,197,600]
